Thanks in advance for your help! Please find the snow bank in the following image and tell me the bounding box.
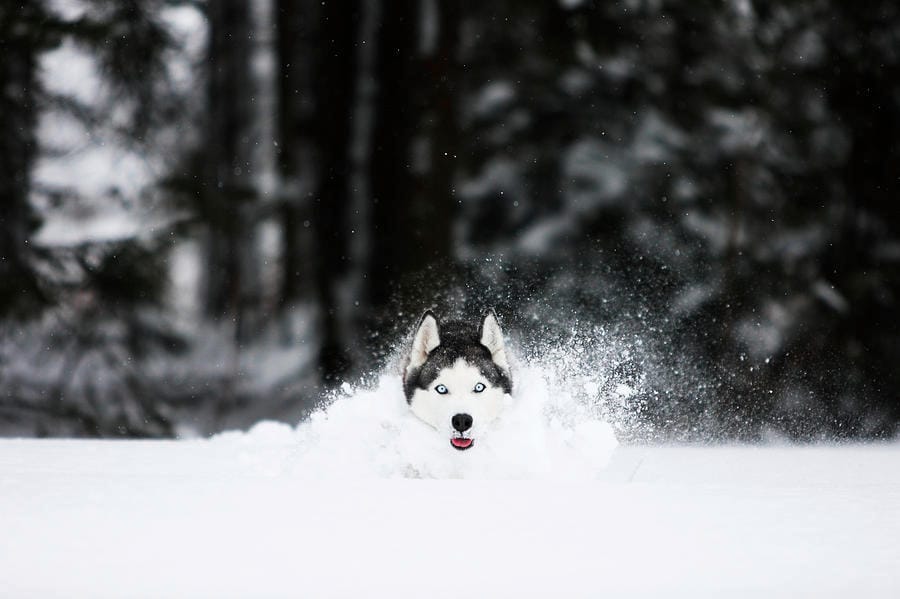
[214,364,619,479]
[2,441,899,598]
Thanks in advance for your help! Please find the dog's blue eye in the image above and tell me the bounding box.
[473,382,485,393]
[435,384,448,395]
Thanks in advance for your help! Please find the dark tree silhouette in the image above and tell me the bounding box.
[276,0,317,308]
[368,0,461,331]
[309,0,362,384]
[0,4,54,315]
[203,0,259,340]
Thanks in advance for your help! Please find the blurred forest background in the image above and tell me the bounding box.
[1,0,898,440]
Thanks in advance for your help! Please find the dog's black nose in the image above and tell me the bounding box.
[452,413,473,433]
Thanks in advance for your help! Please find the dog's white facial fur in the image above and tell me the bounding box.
[408,358,506,438]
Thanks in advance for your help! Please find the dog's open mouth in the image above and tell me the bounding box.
[450,437,474,450]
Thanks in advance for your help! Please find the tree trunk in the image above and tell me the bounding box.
[275,0,317,308]
[367,0,460,342]
[422,0,461,269]
[0,6,45,316]
[309,0,362,383]
[368,0,420,318]
[203,0,259,342]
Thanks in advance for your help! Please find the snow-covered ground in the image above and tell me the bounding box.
[2,436,899,597]
[2,365,899,597]
[1,361,897,597]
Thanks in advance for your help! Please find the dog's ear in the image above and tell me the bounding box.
[408,310,440,370]
[479,309,510,372]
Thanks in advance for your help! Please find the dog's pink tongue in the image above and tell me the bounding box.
[451,438,473,448]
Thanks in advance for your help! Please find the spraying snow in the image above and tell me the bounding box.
[214,363,620,479]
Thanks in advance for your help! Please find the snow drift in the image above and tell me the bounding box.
[214,363,620,479]
[3,441,900,598]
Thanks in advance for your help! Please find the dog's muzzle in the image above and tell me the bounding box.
[450,413,474,450]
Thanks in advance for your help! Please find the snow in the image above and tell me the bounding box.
[707,107,767,153]
[471,81,516,117]
[2,440,898,598]
[31,3,206,249]
[32,200,174,247]
[34,40,160,204]
[216,365,619,479]
[1,332,897,596]
[563,138,628,206]
[812,279,850,314]
[2,364,899,596]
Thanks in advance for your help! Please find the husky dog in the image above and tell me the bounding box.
[403,310,512,450]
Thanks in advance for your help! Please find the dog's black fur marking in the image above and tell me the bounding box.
[403,315,512,402]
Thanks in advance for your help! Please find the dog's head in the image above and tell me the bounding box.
[402,310,512,450]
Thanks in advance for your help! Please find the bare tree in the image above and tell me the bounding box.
[0,5,49,315]
[275,0,318,308]
[202,0,260,343]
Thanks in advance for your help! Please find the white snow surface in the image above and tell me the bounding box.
[3,365,899,596]
[2,439,899,598]
[1,365,898,597]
